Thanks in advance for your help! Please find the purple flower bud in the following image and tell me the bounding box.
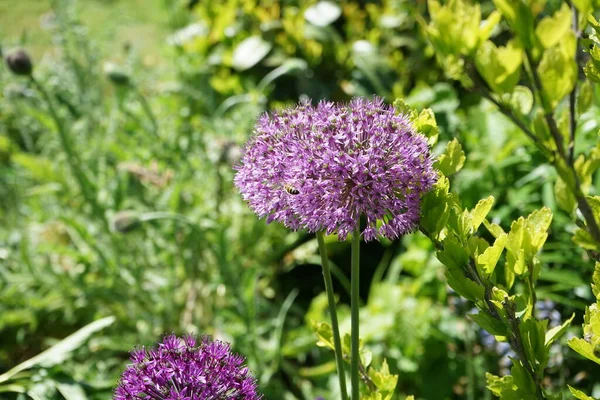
[235,97,436,241]
[114,334,262,400]
[4,49,33,76]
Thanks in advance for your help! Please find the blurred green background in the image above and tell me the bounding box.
[1,0,599,399]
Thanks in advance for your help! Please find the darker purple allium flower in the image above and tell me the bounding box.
[234,97,436,241]
[114,335,261,400]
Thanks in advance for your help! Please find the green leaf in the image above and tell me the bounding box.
[584,60,600,83]
[573,0,593,28]
[510,86,534,116]
[578,80,593,115]
[231,36,272,71]
[313,321,336,351]
[538,32,577,109]
[420,177,452,239]
[438,236,469,270]
[520,318,547,366]
[304,1,341,27]
[492,0,536,50]
[568,385,596,400]
[393,99,440,147]
[555,176,577,213]
[470,196,494,232]
[592,262,600,300]
[425,0,483,56]
[436,138,466,176]
[486,373,519,398]
[505,218,526,275]
[475,40,522,93]
[484,219,506,238]
[525,207,552,253]
[535,3,572,49]
[0,316,115,384]
[469,312,506,336]
[479,11,502,43]
[568,337,600,365]
[393,99,418,120]
[510,361,537,396]
[12,153,60,183]
[445,267,484,301]
[477,233,507,278]
[414,108,439,147]
[504,208,552,275]
[545,313,575,348]
[573,228,600,251]
[368,359,399,394]
[575,146,600,194]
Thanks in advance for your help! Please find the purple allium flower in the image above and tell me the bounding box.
[235,97,436,241]
[114,335,261,400]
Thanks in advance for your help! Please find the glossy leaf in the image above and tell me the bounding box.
[436,139,466,176]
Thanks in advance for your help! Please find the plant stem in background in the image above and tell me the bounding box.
[316,232,349,400]
[29,76,102,217]
[350,228,361,400]
[134,86,159,137]
[568,1,580,165]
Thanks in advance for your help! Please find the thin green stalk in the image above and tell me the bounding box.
[350,228,361,400]
[316,232,348,400]
[134,86,159,137]
[30,76,102,217]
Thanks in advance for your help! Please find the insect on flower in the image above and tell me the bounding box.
[283,184,300,195]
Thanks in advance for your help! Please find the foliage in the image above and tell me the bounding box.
[2,0,600,399]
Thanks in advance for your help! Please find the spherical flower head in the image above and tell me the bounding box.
[235,97,436,241]
[114,334,262,400]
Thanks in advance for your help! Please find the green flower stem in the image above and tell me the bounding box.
[350,228,361,400]
[316,232,348,400]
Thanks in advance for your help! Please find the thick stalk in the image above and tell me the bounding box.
[350,228,361,400]
[316,232,349,400]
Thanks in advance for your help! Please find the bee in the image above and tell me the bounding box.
[283,184,300,195]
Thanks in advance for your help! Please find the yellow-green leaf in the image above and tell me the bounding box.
[538,32,577,109]
[475,40,522,93]
[568,386,596,400]
[535,3,572,49]
[436,138,466,176]
[477,233,507,278]
[470,196,494,231]
[568,337,600,365]
[545,313,575,347]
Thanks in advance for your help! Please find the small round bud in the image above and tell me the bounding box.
[111,211,141,233]
[103,62,130,87]
[4,49,33,76]
[594,343,600,359]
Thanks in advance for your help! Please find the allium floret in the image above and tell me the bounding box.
[235,97,436,241]
[114,334,261,400]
